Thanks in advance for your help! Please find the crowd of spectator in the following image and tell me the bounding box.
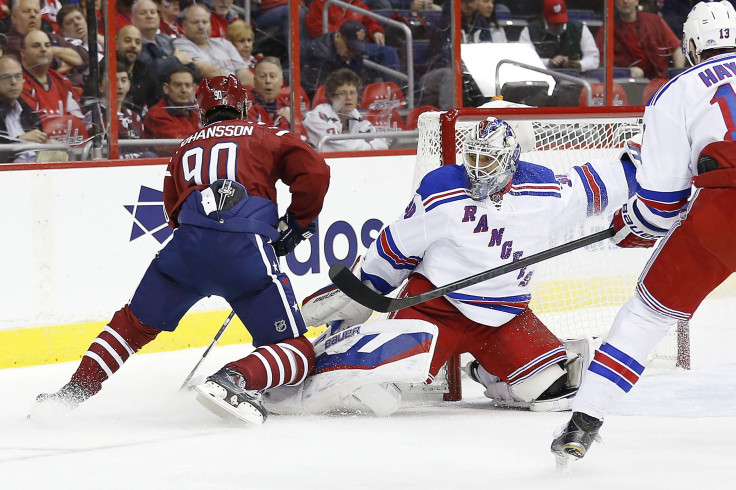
[0,0,724,162]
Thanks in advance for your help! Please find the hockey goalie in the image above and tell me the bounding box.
[265,118,641,416]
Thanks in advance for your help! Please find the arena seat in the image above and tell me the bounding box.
[642,78,669,105]
[42,115,89,147]
[276,86,311,113]
[312,85,327,107]
[363,108,405,132]
[578,82,629,106]
[404,105,439,130]
[360,81,406,110]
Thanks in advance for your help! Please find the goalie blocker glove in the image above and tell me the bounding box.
[273,212,316,256]
[611,198,664,248]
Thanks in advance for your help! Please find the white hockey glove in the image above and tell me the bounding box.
[301,256,373,328]
[611,197,662,249]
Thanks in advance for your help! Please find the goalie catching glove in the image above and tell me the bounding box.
[273,212,316,256]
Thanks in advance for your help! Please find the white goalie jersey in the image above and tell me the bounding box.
[360,159,638,327]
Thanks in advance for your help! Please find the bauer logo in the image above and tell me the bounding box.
[125,186,173,244]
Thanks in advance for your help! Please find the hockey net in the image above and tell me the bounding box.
[412,107,702,401]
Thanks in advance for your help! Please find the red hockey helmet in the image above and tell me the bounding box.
[195,75,249,122]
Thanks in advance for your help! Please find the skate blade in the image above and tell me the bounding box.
[193,384,266,426]
[554,451,574,471]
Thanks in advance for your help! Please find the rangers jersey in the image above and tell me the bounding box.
[639,52,736,232]
[361,159,637,327]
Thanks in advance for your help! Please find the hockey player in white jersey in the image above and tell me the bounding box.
[288,116,639,415]
[551,0,736,464]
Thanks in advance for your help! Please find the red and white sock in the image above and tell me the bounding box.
[71,306,159,394]
[227,336,315,390]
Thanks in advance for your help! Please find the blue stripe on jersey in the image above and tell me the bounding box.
[621,158,639,198]
[599,342,645,374]
[632,200,670,233]
[573,163,608,216]
[376,227,421,271]
[360,270,395,294]
[425,190,468,212]
[446,292,531,314]
[650,54,736,105]
[638,187,690,215]
[416,165,467,201]
[514,160,558,184]
[588,361,634,392]
[508,187,562,198]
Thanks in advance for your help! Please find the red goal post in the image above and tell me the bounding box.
[412,107,690,402]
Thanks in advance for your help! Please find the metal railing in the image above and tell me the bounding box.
[323,0,414,108]
[316,129,418,152]
[495,59,594,106]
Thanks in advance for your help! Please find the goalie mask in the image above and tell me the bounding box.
[196,75,250,124]
[682,0,736,66]
[462,117,521,201]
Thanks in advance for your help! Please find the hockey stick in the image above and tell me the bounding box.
[328,227,615,313]
[179,310,236,391]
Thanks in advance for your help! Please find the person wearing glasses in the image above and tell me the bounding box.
[0,55,46,163]
[142,65,201,152]
[303,67,389,152]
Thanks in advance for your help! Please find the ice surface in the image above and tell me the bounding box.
[2,298,736,489]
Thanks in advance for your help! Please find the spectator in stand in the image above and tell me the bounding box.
[116,24,161,112]
[302,20,379,99]
[251,0,310,47]
[116,0,134,28]
[519,0,599,72]
[303,67,389,152]
[226,19,261,73]
[155,0,184,39]
[5,0,89,88]
[173,3,254,85]
[82,63,155,160]
[20,29,83,122]
[57,4,104,63]
[208,0,241,38]
[133,0,195,81]
[0,55,46,163]
[247,56,290,129]
[142,65,201,147]
[305,0,402,81]
[595,0,685,79]
[476,0,508,42]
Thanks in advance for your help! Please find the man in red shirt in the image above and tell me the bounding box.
[595,0,685,79]
[20,29,83,123]
[142,65,201,151]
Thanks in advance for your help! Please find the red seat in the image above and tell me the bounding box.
[578,82,628,106]
[363,108,405,132]
[360,81,406,110]
[312,85,328,107]
[642,78,669,105]
[42,115,89,147]
[404,105,439,130]
[277,85,311,112]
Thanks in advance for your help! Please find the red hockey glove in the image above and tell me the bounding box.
[611,207,657,248]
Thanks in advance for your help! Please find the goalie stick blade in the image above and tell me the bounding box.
[329,228,615,313]
[328,264,394,312]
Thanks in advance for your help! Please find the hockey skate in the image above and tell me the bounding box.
[551,411,603,467]
[31,382,92,418]
[194,367,268,425]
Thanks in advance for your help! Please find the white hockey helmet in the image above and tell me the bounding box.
[462,117,521,201]
[682,0,736,66]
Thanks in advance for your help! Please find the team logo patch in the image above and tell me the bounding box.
[275,320,287,332]
[124,186,173,244]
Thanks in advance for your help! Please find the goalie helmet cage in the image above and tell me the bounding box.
[413,107,698,402]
